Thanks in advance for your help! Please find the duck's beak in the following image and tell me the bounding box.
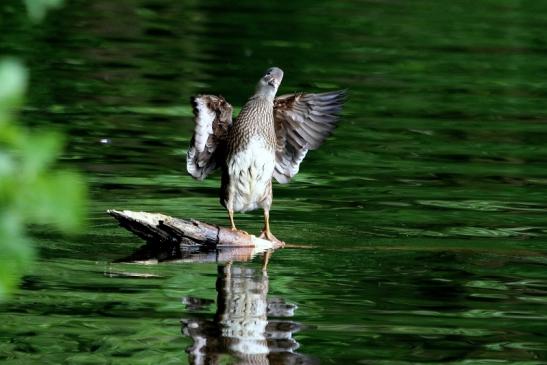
[265,75,276,87]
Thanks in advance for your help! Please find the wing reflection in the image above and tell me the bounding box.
[182,264,317,365]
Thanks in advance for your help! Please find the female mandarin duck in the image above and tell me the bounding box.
[187,67,345,245]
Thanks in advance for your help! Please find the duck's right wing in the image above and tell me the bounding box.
[273,90,345,183]
[186,95,233,180]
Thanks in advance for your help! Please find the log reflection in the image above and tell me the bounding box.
[182,265,316,365]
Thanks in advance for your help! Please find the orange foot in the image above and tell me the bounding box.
[259,230,285,247]
[231,227,249,235]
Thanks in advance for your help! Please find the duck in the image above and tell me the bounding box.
[187,67,345,244]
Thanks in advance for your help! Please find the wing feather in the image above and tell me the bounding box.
[186,95,233,180]
[273,90,345,184]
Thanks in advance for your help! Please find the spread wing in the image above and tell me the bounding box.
[273,90,345,183]
[186,95,233,180]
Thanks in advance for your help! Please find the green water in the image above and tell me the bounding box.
[2,0,547,363]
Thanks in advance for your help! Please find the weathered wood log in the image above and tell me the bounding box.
[107,210,281,251]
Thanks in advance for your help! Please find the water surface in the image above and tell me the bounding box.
[1,0,547,364]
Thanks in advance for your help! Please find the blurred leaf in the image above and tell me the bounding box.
[0,59,28,117]
[0,214,34,301]
[0,5,87,300]
[20,170,87,233]
[24,0,64,22]
[0,123,21,145]
[18,131,64,176]
[0,150,15,179]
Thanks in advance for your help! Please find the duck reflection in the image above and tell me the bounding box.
[182,264,316,365]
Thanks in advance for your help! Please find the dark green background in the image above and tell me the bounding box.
[1,0,547,363]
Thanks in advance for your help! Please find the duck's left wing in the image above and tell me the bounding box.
[186,95,233,180]
[273,90,345,183]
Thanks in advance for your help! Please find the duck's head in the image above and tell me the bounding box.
[255,67,284,99]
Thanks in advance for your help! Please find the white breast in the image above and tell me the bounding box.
[227,138,275,212]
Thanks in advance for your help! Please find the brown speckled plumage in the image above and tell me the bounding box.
[227,96,276,155]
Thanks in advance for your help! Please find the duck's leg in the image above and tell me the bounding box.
[228,209,237,231]
[223,168,238,232]
[224,181,244,233]
[227,209,249,235]
[261,209,272,238]
[259,209,284,246]
[258,181,284,245]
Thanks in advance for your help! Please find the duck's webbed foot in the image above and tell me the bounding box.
[232,227,249,235]
[259,229,285,247]
[259,209,285,246]
[228,210,249,235]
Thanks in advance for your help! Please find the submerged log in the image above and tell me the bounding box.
[107,210,281,251]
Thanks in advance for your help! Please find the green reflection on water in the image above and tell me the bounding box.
[2,0,547,363]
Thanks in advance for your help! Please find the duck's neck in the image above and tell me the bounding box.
[254,86,277,102]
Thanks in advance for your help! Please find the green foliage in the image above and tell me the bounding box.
[24,0,63,22]
[0,57,86,300]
